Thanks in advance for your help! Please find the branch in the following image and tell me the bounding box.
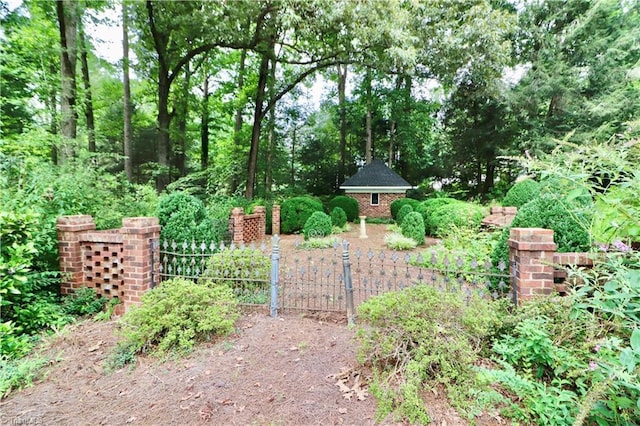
[146,1,168,74]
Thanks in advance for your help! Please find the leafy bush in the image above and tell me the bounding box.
[390,198,420,220]
[502,179,541,208]
[281,196,324,234]
[383,233,417,250]
[328,195,359,222]
[357,285,504,423]
[156,191,222,244]
[415,198,459,235]
[61,287,108,317]
[303,211,333,240]
[0,322,34,360]
[400,211,425,245]
[330,207,347,228]
[201,248,270,303]
[116,278,239,356]
[396,204,414,226]
[0,354,49,397]
[429,202,485,238]
[491,192,592,271]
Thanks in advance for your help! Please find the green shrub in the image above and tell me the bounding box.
[502,179,542,208]
[330,207,347,228]
[328,195,359,222]
[0,354,49,397]
[281,196,324,234]
[400,211,425,245]
[415,198,459,235]
[491,192,592,272]
[0,322,34,360]
[396,204,414,226]
[303,211,333,240]
[156,192,222,244]
[201,248,270,303]
[116,278,239,356]
[61,287,108,316]
[429,202,485,238]
[357,285,504,423]
[390,198,421,220]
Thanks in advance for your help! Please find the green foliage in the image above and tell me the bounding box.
[156,191,223,244]
[400,212,425,245]
[201,248,270,303]
[428,202,485,238]
[61,287,108,317]
[296,236,339,249]
[502,179,541,208]
[390,198,420,220]
[491,192,592,271]
[383,233,417,250]
[328,195,359,222]
[280,196,324,234]
[330,207,347,228]
[303,211,333,240]
[396,204,414,226]
[0,354,49,398]
[0,322,34,360]
[415,197,459,235]
[116,278,239,356]
[357,285,504,424]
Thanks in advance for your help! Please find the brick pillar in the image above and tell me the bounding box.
[508,228,557,303]
[121,217,160,311]
[272,204,280,235]
[57,215,96,295]
[254,206,266,238]
[230,208,244,245]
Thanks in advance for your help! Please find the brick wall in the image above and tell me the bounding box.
[229,206,267,244]
[346,192,404,218]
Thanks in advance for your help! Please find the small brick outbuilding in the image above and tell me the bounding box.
[339,159,414,218]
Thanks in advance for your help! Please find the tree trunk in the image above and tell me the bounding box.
[230,48,247,194]
[157,71,171,190]
[481,161,495,201]
[174,62,190,178]
[200,76,209,170]
[365,68,372,164]
[338,64,347,185]
[48,63,59,164]
[388,75,403,167]
[122,2,133,181]
[290,126,296,188]
[245,51,270,199]
[79,23,96,152]
[56,0,78,162]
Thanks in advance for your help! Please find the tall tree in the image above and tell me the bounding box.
[56,0,79,161]
[78,19,96,152]
[122,0,133,181]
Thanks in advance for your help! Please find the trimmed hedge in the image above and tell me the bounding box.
[156,192,221,243]
[281,196,324,234]
[415,198,459,236]
[390,198,421,220]
[303,211,333,240]
[330,207,347,228]
[429,202,485,238]
[397,204,414,226]
[401,211,425,245]
[328,195,359,222]
[502,179,541,208]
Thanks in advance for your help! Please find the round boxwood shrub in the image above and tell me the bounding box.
[397,204,414,226]
[502,179,542,208]
[330,206,347,228]
[415,198,459,235]
[156,191,219,243]
[328,195,359,222]
[401,211,425,245]
[491,192,592,270]
[390,198,421,220]
[281,196,324,234]
[429,202,485,238]
[303,211,333,240]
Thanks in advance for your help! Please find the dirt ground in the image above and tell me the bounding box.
[0,225,498,426]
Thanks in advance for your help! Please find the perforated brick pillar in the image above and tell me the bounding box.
[230,207,244,245]
[57,215,97,295]
[121,217,160,311]
[272,204,280,235]
[254,206,266,237]
[508,228,557,303]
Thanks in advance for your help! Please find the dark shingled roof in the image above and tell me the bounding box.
[341,159,411,188]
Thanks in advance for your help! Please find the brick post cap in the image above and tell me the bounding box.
[490,206,504,214]
[253,206,266,213]
[504,207,518,214]
[273,204,280,209]
[510,227,554,242]
[56,215,96,232]
[232,207,244,215]
[122,217,159,229]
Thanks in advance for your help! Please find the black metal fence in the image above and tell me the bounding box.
[151,236,512,324]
